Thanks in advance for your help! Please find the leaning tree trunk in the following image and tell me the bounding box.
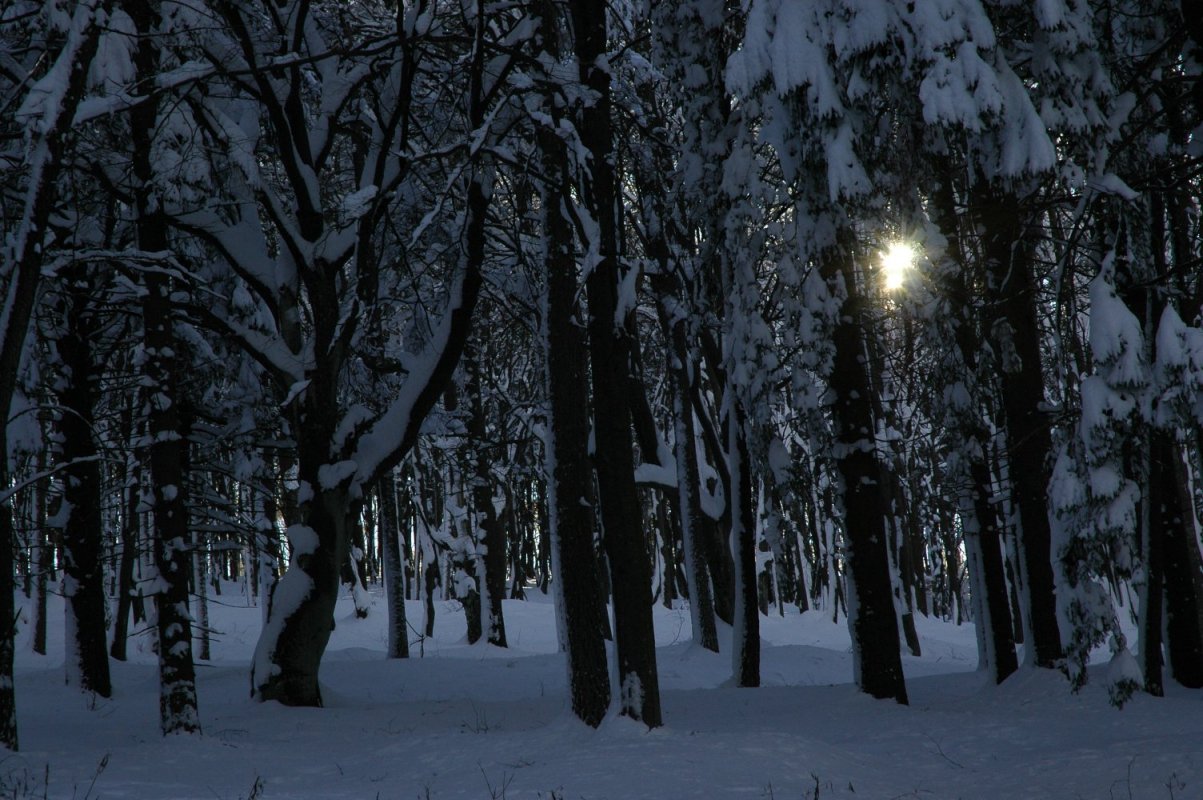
[0,0,106,751]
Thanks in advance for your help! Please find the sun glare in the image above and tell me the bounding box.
[881,241,916,291]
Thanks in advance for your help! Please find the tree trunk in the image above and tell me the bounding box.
[253,444,347,707]
[380,476,410,659]
[661,302,719,652]
[467,345,507,647]
[536,20,611,721]
[0,0,106,751]
[960,458,1020,683]
[345,510,371,620]
[131,1,200,733]
[0,509,20,750]
[728,408,760,686]
[977,183,1063,668]
[826,244,908,704]
[1160,433,1203,687]
[929,174,1018,682]
[571,0,662,726]
[111,403,140,661]
[52,275,112,697]
[33,526,49,658]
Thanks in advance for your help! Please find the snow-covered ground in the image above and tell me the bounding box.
[7,587,1202,799]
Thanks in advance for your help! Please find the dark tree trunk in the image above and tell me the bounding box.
[1142,432,1169,696]
[929,174,1017,682]
[380,476,410,659]
[825,244,908,704]
[0,510,19,750]
[467,345,507,647]
[111,403,140,661]
[1160,434,1203,687]
[0,1,105,752]
[970,457,1019,683]
[977,183,1063,668]
[728,409,760,687]
[536,11,611,721]
[652,288,719,652]
[131,1,200,733]
[423,554,439,639]
[52,274,112,697]
[570,0,662,727]
[461,552,483,646]
[33,515,49,658]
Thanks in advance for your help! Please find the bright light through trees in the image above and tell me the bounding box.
[881,242,916,290]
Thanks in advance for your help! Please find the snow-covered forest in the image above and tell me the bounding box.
[2,0,1203,795]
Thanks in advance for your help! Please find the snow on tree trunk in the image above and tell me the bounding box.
[129,0,200,732]
[569,0,662,728]
[50,274,112,696]
[0,0,107,752]
[669,359,720,653]
[467,344,507,648]
[977,183,1064,669]
[827,249,908,705]
[534,20,611,721]
[379,476,410,659]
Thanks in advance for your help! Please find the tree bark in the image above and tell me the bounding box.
[977,183,1063,668]
[51,274,112,696]
[130,0,200,733]
[1160,434,1203,687]
[728,407,760,686]
[570,0,662,727]
[467,345,507,647]
[380,475,410,659]
[825,244,908,704]
[111,402,141,661]
[536,7,611,721]
[0,0,106,751]
[929,174,1017,682]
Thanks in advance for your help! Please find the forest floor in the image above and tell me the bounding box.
[6,586,1202,799]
